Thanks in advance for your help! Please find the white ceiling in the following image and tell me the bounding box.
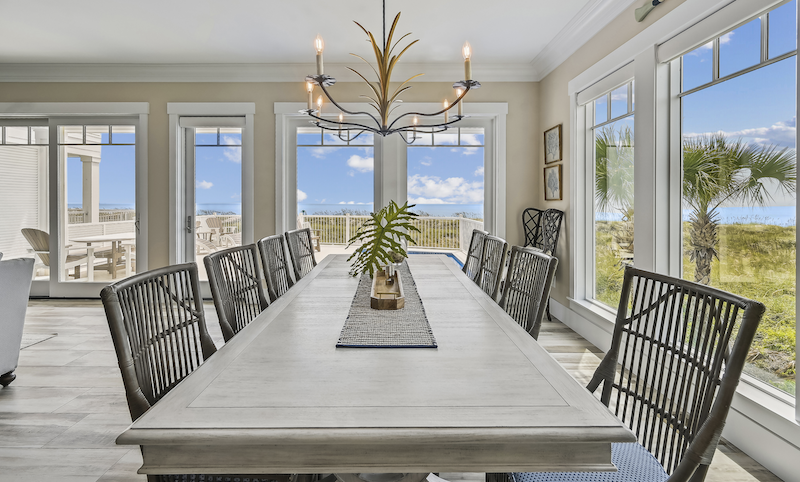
[0,0,594,65]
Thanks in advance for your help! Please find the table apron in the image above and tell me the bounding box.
[139,441,614,475]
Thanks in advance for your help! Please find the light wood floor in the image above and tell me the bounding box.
[0,299,784,482]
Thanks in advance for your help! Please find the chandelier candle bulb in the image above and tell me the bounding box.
[339,113,343,134]
[306,82,314,110]
[317,95,323,115]
[462,42,472,81]
[315,35,325,75]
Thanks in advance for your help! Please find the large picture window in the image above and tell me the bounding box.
[586,81,635,308]
[677,1,797,396]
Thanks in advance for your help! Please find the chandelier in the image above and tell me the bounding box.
[303,0,480,144]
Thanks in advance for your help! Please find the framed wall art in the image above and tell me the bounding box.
[544,124,562,164]
[544,164,562,201]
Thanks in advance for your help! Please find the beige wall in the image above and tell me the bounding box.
[0,81,538,269]
[536,0,688,305]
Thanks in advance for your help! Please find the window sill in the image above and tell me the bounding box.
[567,297,616,334]
[733,376,800,447]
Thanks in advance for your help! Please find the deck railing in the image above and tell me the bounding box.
[300,214,484,254]
[68,210,136,224]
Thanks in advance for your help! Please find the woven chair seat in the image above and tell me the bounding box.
[510,443,668,482]
[157,475,290,482]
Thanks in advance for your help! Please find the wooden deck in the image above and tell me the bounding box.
[0,289,783,481]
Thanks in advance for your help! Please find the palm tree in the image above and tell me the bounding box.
[595,125,635,261]
[683,134,796,284]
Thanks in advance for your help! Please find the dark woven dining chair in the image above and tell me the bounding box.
[257,234,296,302]
[476,235,508,300]
[101,263,291,482]
[286,227,318,281]
[507,266,765,482]
[498,246,558,340]
[462,228,489,283]
[204,244,270,342]
[521,208,564,322]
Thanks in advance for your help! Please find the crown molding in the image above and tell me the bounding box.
[0,62,536,83]
[530,0,638,82]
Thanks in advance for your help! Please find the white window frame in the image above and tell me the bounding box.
[0,102,149,298]
[167,103,255,265]
[562,0,799,479]
[274,102,507,238]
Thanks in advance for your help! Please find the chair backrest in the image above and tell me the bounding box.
[498,246,558,340]
[462,229,488,282]
[477,235,508,300]
[587,266,765,480]
[0,257,34,377]
[203,244,269,342]
[100,263,217,422]
[21,228,50,266]
[205,217,224,229]
[257,234,295,302]
[522,208,564,256]
[285,227,317,280]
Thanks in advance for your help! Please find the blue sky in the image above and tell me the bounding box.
[297,129,485,216]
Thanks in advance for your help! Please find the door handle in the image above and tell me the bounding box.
[186,216,193,233]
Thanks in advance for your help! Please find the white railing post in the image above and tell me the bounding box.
[345,213,350,243]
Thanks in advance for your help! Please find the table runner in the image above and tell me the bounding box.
[336,261,437,348]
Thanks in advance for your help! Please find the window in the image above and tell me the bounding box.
[406,128,485,250]
[296,127,374,244]
[584,81,635,309]
[0,124,49,280]
[677,2,797,396]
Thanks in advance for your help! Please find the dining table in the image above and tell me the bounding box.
[70,233,135,281]
[116,254,635,476]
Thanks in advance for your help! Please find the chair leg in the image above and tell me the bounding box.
[0,370,16,388]
[546,298,552,322]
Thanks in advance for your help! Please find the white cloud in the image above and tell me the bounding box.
[407,174,483,204]
[474,166,484,176]
[223,146,241,163]
[310,147,328,159]
[221,135,240,146]
[338,201,371,205]
[452,147,481,156]
[297,189,308,202]
[409,197,449,204]
[683,117,796,149]
[346,155,374,172]
[196,180,213,189]
[420,156,432,167]
[461,134,483,146]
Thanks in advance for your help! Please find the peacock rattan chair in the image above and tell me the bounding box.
[285,227,318,281]
[521,208,564,322]
[498,246,558,340]
[509,266,765,482]
[522,208,564,256]
[101,263,290,482]
[257,234,296,302]
[462,229,489,283]
[476,235,508,300]
[204,244,269,342]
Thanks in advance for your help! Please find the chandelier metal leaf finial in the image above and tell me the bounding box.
[303,0,480,144]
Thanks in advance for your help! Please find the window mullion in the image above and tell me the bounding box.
[760,14,769,63]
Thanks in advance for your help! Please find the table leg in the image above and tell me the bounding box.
[125,244,132,275]
[111,241,118,279]
[86,246,95,282]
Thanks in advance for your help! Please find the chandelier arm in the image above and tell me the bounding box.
[317,82,382,126]
[385,84,471,131]
[311,117,382,136]
[313,124,371,143]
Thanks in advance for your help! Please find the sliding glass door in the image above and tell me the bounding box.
[49,117,142,297]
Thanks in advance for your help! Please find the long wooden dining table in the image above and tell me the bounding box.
[117,254,635,476]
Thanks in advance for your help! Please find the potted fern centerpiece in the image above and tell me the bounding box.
[347,200,420,277]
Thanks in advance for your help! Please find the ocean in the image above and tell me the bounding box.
[298,203,484,218]
[597,206,796,226]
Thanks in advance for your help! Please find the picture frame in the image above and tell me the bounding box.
[544,124,562,164]
[544,164,563,201]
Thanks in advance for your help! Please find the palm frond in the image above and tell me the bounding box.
[346,200,421,277]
